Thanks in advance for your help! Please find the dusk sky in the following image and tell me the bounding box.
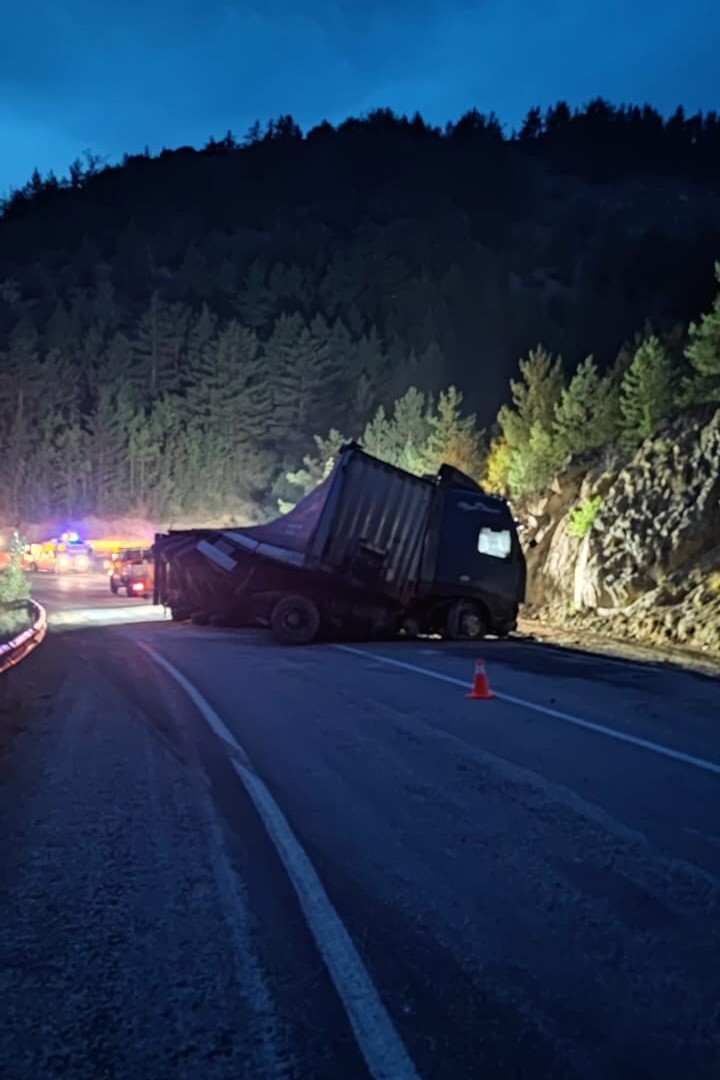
[2,0,719,195]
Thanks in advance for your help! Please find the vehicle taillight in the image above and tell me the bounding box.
[131,581,145,591]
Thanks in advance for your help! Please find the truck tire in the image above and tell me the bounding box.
[270,595,321,645]
[446,599,488,641]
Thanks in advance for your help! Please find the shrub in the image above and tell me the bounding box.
[568,495,603,538]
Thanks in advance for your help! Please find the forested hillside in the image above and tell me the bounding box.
[2,100,720,524]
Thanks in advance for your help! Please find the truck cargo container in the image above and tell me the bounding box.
[153,444,526,644]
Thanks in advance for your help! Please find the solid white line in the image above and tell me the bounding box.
[138,642,421,1080]
[334,645,720,779]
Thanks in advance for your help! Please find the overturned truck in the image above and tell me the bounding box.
[153,445,526,644]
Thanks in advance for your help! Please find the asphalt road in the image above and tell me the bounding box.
[1,573,719,1079]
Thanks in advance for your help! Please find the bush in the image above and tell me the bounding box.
[0,531,31,641]
[0,564,30,605]
[0,604,31,641]
[568,495,603,538]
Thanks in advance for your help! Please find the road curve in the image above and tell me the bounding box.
[1,574,719,1079]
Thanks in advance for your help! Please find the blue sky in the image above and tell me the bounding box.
[1,0,718,194]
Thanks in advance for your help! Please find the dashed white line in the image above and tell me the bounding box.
[334,645,720,779]
[138,642,421,1080]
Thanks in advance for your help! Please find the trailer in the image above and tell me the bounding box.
[153,444,526,644]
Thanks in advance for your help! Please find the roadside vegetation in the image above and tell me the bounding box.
[481,264,720,499]
[292,265,720,507]
[0,533,31,642]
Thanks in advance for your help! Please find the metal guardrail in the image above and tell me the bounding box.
[0,600,47,675]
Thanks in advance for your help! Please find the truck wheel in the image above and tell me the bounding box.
[270,595,321,645]
[446,599,488,641]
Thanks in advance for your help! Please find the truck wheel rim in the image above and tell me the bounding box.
[285,608,307,631]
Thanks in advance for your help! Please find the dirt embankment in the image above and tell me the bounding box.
[516,408,720,663]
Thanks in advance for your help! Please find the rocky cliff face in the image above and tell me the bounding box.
[518,408,720,656]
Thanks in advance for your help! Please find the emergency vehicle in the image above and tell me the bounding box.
[24,532,93,573]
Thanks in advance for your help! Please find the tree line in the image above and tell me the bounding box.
[2,99,720,524]
[294,264,720,503]
[0,297,433,522]
[6,99,720,222]
[2,98,720,433]
[1,261,718,524]
[485,262,720,497]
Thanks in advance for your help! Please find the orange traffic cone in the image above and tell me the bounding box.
[467,659,496,700]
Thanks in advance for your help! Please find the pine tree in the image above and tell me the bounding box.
[353,325,388,412]
[285,428,348,501]
[498,345,565,495]
[620,335,675,447]
[201,321,274,500]
[423,386,486,480]
[266,312,347,461]
[554,355,619,458]
[86,383,136,513]
[520,107,543,142]
[499,345,565,449]
[0,330,43,521]
[359,387,433,473]
[39,346,83,421]
[51,418,90,516]
[508,422,564,496]
[106,331,143,401]
[361,405,395,463]
[139,398,185,518]
[184,305,218,383]
[133,294,189,398]
[684,263,720,403]
[236,260,275,330]
[44,301,82,353]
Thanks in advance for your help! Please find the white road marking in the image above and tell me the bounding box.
[335,645,720,779]
[138,643,421,1080]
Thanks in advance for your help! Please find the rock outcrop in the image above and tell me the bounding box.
[518,408,720,656]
